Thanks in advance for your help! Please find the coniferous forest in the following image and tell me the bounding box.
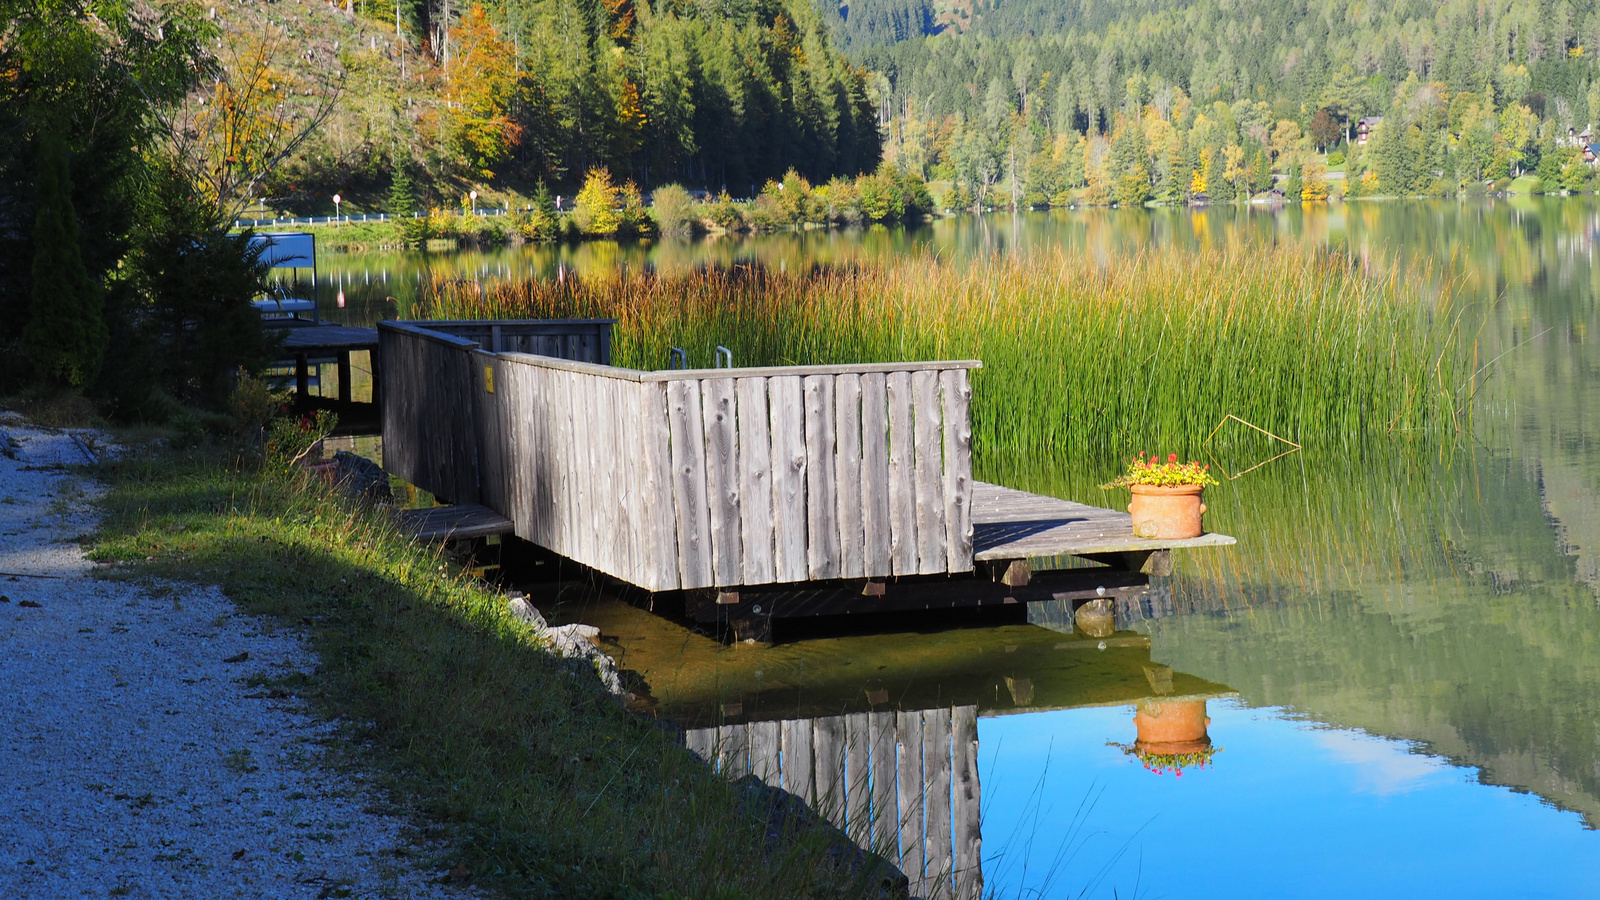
[171,0,1600,209]
[855,0,1600,204]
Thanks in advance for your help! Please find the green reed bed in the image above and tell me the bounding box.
[415,246,1469,462]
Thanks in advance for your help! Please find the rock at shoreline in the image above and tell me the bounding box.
[333,450,392,503]
[507,595,624,697]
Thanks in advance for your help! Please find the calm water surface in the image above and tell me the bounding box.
[321,200,1600,897]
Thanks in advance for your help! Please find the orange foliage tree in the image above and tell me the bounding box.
[445,5,522,178]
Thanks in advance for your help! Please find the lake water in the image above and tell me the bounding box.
[313,200,1600,897]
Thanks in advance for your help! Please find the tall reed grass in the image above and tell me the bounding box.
[414,246,1469,465]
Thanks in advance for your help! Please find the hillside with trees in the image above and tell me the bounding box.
[198,0,880,209]
[839,0,1600,204]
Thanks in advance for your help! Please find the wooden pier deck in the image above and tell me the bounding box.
[377,319,1235,634]
[972,481,1234,564]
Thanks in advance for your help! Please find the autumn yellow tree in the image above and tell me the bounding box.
[445,5,522,178]
[1301,160,1330,201]
[574,168,620,235]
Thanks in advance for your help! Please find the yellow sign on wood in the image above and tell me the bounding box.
[483,365,495,393]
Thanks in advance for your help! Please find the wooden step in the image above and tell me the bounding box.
[394,504,513,542]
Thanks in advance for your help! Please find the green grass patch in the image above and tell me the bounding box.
[1509,174,1541,194]
[415,245,1473,467]
[87,449,892,899]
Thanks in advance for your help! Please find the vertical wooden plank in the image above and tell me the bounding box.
[913,369,946,574]
[803,375,840,579]
[612,376,635,585]
[534,365,556,549]
[924,710,954,900]
[585,371,601,566]
[748,720,782,785]
[472,353,505,516]
[701,377,742,587]
[735,378,775,585]
[886,372,917,576]
[668,379,713,590]
[568,367,588,561]
[834,374,865,579]
[684,727,717,764]
[640,382,679,591]
[597,376,620,577]
[813,716,848,830]
[870,710,899,859]
[768,376,808,584]
[860,373,892,578]
[897,710,927,886]
[719,723,749,779]
[844,712,872,844]
[610,375,638,585]
[780,718,815,803]
[515,363,541,547]
[554,367,574,558]
[940,369,974,574]
[952,705,982,900]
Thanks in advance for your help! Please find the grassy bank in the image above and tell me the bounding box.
[87,449,889,899]
[415,246,1471,467]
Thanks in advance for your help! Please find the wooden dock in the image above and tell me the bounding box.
[270,322,383,434]
[378,319,1234,632]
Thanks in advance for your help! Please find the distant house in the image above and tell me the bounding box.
[1585,143,1600,164]
[1571,125,1594,147]
[1355,116,1384,145]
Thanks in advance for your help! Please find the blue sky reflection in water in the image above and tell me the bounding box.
[979,702,1600,899]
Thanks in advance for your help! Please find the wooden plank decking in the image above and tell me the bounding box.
[971,481,1235,561]
[394,504,513,541]
[277,324,379,353]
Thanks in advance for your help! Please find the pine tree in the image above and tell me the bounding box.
[21,129,106,389]
[387,160,416,217]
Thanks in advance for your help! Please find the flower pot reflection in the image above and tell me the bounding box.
[1114,698,1221,776]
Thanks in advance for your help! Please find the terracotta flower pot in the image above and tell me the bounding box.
[1128,483,1206,539]
[1133,699,1211,745]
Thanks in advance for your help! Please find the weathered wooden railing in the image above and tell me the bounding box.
[471,352,978,591]
[380,319,979,591]
[408,318,612,360]
[378,320,615,506]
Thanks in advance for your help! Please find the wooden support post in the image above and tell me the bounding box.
[369,346,382,411]
[337,351,352,404]
[295,353,310,399]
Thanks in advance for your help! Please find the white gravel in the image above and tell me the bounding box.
[0,415,476,900]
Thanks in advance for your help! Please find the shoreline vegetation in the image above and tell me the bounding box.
[277,169,1600,254]
[87,444,903,899]
[414,245,1472,463]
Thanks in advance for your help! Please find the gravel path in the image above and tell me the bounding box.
[0,415,476,900]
